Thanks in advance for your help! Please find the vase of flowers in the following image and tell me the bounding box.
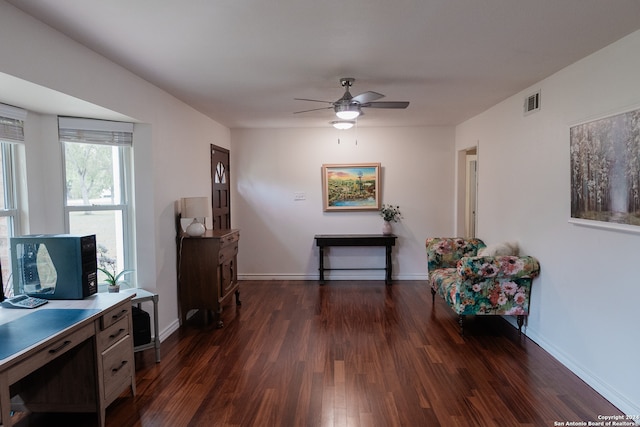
[380,204,402,235]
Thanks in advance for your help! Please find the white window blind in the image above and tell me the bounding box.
[0,103,27,143]
[58,117,134,146]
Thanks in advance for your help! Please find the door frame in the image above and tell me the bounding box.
[456,145,478,238]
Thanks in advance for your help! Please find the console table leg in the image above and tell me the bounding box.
[319,246,325,285]
[385,245,393,285]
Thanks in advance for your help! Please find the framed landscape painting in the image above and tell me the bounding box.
[569,106,640,231]
[322,163,380,211]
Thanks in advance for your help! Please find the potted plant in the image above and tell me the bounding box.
[97,244,133,292]
[380,204,402,235]
[98,266,134,293]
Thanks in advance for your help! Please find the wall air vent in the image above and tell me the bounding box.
[524,91,541,115]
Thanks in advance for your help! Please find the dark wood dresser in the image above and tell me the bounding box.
[177,229,240,327]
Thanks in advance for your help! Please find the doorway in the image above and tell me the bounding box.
[465,153,477,238]
[456,146,478,238]
[210,144,231,230]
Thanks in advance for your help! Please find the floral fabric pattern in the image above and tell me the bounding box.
[426,238,540,317]
[458,256,539,280]
[425,237,486,270]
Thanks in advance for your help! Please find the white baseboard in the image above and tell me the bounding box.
[237,273,428,281]
[158,318,180,343]
[238,273,317,281]
[523,325,640,420]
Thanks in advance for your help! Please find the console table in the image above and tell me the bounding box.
[0,293,136,427]
[314,234,397,285]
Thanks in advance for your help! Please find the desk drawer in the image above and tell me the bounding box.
[102,334,134,403]
[101,303,131,330]
[97,315,130,351]
[7,322,94,384]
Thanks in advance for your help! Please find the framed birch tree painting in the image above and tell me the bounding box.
[570,107,640,231]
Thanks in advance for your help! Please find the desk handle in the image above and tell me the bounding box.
[111,309,127,321]
[112,360,128,373]
[49,340,72,354]
[109,328,126,340]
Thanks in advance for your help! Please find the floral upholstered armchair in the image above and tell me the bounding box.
[426,237,540,335]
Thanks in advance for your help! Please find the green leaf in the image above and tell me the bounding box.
[113,270,135,284]
[97,267,134,285]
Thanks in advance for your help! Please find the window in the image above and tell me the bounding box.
[0,103,25,298]
[59,117,135,289]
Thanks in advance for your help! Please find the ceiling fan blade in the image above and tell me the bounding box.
[294,98,333,104]
[351,91,384,104]
[361,101,410,109]
[293,106,333,114]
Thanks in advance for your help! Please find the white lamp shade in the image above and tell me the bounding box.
[181,197,211,219]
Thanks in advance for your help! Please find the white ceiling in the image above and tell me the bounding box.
[6,0,640,128]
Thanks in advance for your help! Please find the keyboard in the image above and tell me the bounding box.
[1,295,49,309]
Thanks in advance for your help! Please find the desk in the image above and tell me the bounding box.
[314,234,398,285]
[122,288,161,362]
[0,293,136,427]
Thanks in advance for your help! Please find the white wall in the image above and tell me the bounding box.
[455,30,640,416]
[231,127,455,280]
[0,1,230,338]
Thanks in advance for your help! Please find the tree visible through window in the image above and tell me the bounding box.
[65,143,115,205]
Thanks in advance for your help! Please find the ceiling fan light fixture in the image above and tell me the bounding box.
[334,104,361,120]
[331,120,355,130]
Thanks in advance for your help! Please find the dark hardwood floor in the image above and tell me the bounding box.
[16,280,623,426]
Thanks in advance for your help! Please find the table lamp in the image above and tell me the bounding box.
[181,197,211,236]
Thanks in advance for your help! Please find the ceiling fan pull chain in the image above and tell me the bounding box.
[355,119,359,145]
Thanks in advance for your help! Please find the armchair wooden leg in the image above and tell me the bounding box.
[431,287,435,304]
[458,314,465,336]
[517,315,524,336]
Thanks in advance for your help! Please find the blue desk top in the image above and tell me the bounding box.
[0,308,100,360]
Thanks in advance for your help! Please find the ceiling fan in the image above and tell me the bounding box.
[294,78,410,124]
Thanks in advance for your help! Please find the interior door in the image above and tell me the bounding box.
[210,145,231,230]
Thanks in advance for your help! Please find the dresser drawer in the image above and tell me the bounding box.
[102,334,134,403]
[220,231,239,248]
[7,322,94,384]
[100,303,131,330]
[218,243,238,264]
[97,315,130,352]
